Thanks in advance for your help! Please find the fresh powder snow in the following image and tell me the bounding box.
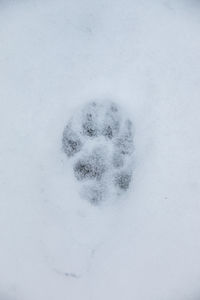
[0,1,200,300]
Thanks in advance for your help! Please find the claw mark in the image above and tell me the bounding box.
[54,268,81,279]
[64,272,80,279]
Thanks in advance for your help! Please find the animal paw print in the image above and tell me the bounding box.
[62,100,134,205]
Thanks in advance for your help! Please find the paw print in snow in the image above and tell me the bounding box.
[62,100,134,204]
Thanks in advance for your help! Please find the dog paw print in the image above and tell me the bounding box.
[62,100,134,205]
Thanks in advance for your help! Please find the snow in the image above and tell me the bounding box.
[0,0,200,299]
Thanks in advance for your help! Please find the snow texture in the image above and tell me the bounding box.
[1,0,200,300]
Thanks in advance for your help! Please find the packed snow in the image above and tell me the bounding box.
[0,0,200,299]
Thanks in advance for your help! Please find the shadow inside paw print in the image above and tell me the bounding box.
[82,102,99,137]
[74,148,107,181]
[62,125,82,157]
[114,171,132,191]
[62,100,134,204]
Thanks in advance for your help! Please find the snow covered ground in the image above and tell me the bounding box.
[0,0,200,299]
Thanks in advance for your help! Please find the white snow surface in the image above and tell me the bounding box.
[0,0,200,299]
